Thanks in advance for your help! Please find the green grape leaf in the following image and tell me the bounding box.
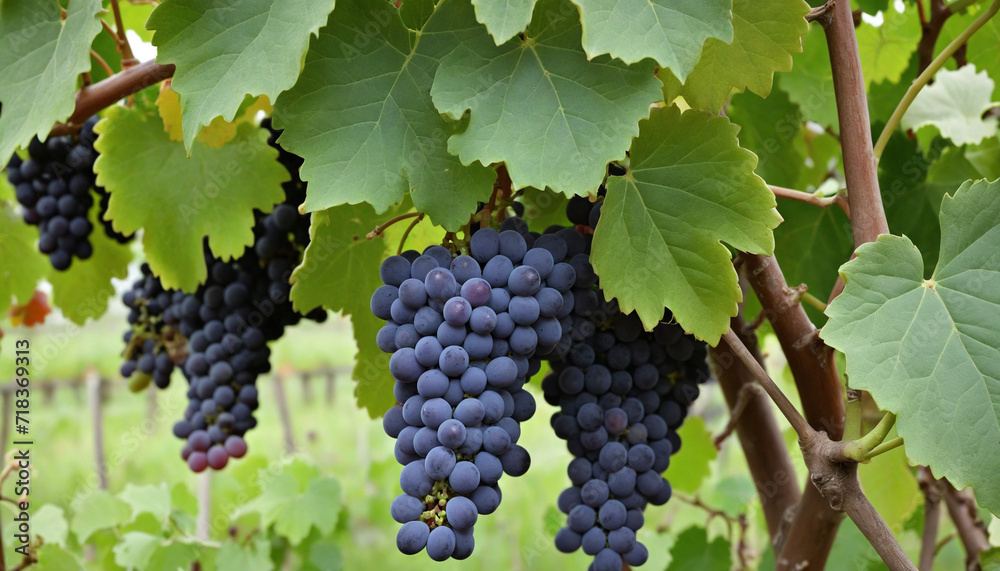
[667,526,732,571]
[968,14,1000,99]
[33,544,84,571]
[112,532,161,569]
[70,490,131,543]
[290,202,408,417]
[89,23,123,83]
[966,138,1000,180]
[118,483,172,523]
[727,89,804,188]
[147,0,336,150]
[982,547,1000,571]
[47,204,133,325]
[591,106,780,343]
[902,65,999,145]
[33,505,69,547]
[822,179,1000,515]
[0,207,48,307]
[669,0,810,112]
[273,0,495,231]
[779,26,837,129]
[882,140,984,273]
[856,6,920,88]
[868,53,918,127]
[571,0,733,82]
[94,106,286,291]
[239,468,342,545]
[214,540,274,571]
[431,0,663,198]
[772,198,854,324]
[665,417,717,493]
[0,0,103,161]
[471,0,538,44]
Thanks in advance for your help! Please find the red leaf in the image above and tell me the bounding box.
[8,290,51,327]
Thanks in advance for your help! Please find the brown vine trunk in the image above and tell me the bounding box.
[742,253,847,568]
[710,289,801,541]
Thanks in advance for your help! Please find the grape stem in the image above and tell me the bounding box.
[712,382,765,448]
[769,185,850,218]
[873,0,1000,159]
[90,49,115,77]
[842,412,896,462]
[864,437,904,460]
[109,0,137,67]
[721,329,813,438]
[396,212,425,254]
[672,494,751,568]
[366,212,423,240]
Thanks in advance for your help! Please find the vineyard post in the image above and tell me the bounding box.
[273,374,297,453]
[196,472,211,540]
[325,369,335,407]
[300,372,313,406]
[86,370,108,491]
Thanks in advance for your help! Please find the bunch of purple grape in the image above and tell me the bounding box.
[375,220,578,560]
[542,193,711,570]
[5,117,130,270]
[119,120,326,472]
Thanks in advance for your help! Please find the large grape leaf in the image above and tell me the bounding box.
[290,202,408,417]
[570,0,733,82]
[902,65,999,146]
[471,0,538,44]
[47,203,133,325]
[272,0,495,231]
[431,0,663,198]
[665,0,810,112]
[94,106,287,292]
[856,6,920,88]
[779,26,837,130]
[147,0,336,150]
[0,207,48,307]
[590,106,780,343]
[0,0,103,161]
[822,178,1000,515]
